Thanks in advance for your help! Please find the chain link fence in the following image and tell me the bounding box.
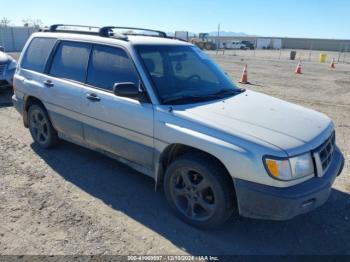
[209,48,350,64]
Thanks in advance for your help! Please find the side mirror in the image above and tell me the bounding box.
[113,82,139,98]
[0,46,4,52]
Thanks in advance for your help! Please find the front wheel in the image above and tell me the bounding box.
[164,154,236,228]
[28,104,58,148]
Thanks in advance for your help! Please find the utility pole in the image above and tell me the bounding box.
[338,43,343,62]
[308,42,313,62]
[216,23,220,53]
[343,44,348,63]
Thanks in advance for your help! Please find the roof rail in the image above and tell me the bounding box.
[99,26,167,38]
[48,24,100,35]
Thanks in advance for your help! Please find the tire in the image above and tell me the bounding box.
[164,153,236,228]
[197,42,205,50]
[28,104,58,148]
[204,43,211,51]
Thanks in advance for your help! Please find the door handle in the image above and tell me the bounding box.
[86,93,101,102]
[43,80,54,87]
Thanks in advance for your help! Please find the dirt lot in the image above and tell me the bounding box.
[0,50,349,256]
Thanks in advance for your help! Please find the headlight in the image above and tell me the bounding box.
[264,153,314,181]
[7,59,17,70]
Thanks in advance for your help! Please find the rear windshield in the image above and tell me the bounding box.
[21,37,56,73]
[135,45,239,104]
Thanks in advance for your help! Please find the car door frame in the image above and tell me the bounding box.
[41,39,93,143]
[80,42,156,175]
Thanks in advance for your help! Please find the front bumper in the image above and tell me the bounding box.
[0,79,11,89]
[234,147,345,220]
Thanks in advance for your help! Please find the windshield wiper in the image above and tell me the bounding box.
[209,88,245,97]
[162,89,245,105]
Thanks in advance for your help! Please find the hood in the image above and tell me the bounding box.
[0,51,10,63]
[172,90,332,155]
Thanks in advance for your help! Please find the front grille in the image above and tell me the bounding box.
[0,64,6,75]
[313,132,336,177]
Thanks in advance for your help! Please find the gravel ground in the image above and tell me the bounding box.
[0,50,349,256]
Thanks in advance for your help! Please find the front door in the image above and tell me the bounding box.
[81,44,154,170]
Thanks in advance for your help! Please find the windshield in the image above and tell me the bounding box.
[135,45,241,104]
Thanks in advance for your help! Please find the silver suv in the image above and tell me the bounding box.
[12,25,344,228]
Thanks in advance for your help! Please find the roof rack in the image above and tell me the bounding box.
[99,26,167,38]
[44,24,168,41]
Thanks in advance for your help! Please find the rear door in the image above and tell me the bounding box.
[16,37,57,106]
[43,40,91,143]
[81,44,154,170]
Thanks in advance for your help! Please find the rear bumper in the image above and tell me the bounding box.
[234,147,345,220]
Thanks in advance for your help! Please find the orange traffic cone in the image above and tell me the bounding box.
[295,61,302,74]
[239,64,250,84]
[330,58,336,69]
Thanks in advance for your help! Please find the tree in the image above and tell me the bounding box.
[0,17,11,27]
[22,19,43,29]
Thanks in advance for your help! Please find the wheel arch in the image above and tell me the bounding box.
[23,95,47,128]
[155,143,234,190]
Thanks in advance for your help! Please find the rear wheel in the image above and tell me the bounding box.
[204,42,212,50]
[164,154,236,228]
[28,104,58,148]
[197,42,205,50]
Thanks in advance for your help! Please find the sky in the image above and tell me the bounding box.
[1,0,349,39]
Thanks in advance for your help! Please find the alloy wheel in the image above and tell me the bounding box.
[29,109,49,144]
[170,167,216,221]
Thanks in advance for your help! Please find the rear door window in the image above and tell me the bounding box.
[86,45,139,91]
[49,41,91,83]
[21,37,57,73]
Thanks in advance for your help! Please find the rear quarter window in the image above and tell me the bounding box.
[21,37,57,73]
